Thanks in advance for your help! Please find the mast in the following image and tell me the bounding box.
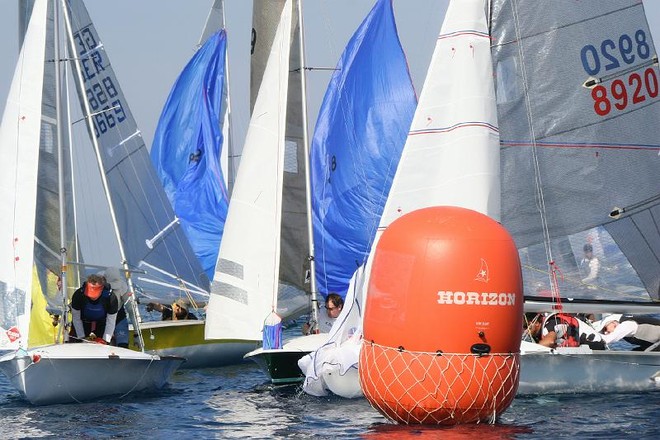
[297,0,320,329]
[198,0,234,191]
[60,2,146,351]
[220,2,235,192]
[53,0,68,342]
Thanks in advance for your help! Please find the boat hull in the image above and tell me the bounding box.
[518,345,660,395]
[299,341,660,398]
[245,333,328,384]
[130,320,259,368]
[0,343,183,405]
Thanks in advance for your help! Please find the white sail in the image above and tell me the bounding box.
[251,0,311,302]
[205,0,293,341]
[380,0,500,227]
[0,0,48,350]
[0,0,185,405]
[301,0,499,398]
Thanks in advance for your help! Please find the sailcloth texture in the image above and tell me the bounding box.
[310,0,416,299]
[151,30,230,279]
[205,0,293,341]
[302,0,501,397]
[0,0,49,350]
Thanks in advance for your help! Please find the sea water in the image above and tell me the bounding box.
[2,324,660,439]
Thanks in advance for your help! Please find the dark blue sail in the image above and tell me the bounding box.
[311,0,416,298]
[151,30,229,279]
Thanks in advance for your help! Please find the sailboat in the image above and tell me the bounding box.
[0,0,203,405]
[204,0,321,383]
[303,0,660,398]
[238,0,417,384]
[492,0,660,395]
[137,0,257,369]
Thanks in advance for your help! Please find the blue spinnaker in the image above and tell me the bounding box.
[311,0,416,298]
[151,30,229,280]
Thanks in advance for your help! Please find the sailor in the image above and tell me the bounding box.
[524,312,605,349]
[146,298,198,321]
[70,274,119,344]
[580,243,600,286]
[101,268,131,348]
[302,293,344,335]
[597,314,660,351]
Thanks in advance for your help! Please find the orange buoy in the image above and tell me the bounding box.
[359,206,523,424]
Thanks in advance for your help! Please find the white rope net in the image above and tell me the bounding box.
[359,341,519,425]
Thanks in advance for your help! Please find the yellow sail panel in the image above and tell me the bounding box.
[28,266,60,347]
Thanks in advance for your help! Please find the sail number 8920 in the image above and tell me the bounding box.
[580,30,651,75]
[591,68,658,116]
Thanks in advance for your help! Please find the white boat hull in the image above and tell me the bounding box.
[0,343,183,405]
[131,320,259,369]
[518,345,660,395]
[298,340,660,398]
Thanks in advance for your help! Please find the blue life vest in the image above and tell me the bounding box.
[82,289,111,322]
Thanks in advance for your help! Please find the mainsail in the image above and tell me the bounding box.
[64,0,210,294]
[205,0,294,341]
[150,30,230,280]
[251,0,311,296]
[491,0,660,301]
[310,0,417,298]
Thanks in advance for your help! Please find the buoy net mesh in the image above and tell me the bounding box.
[359,341,519,424]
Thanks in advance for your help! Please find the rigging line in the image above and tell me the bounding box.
[111,113,199,285]
[509,0,558,300]
[44,352,83,404]
[318,0,341,73]
[87,33,198,281]
[521,263,634,297]
[118,356,157,399]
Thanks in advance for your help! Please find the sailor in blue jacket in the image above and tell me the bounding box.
[70,274,118,344]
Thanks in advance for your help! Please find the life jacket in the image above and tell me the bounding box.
[544,313,580,347]
[81,288,112,322]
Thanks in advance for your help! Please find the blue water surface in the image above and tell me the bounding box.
[2,324,660,439]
